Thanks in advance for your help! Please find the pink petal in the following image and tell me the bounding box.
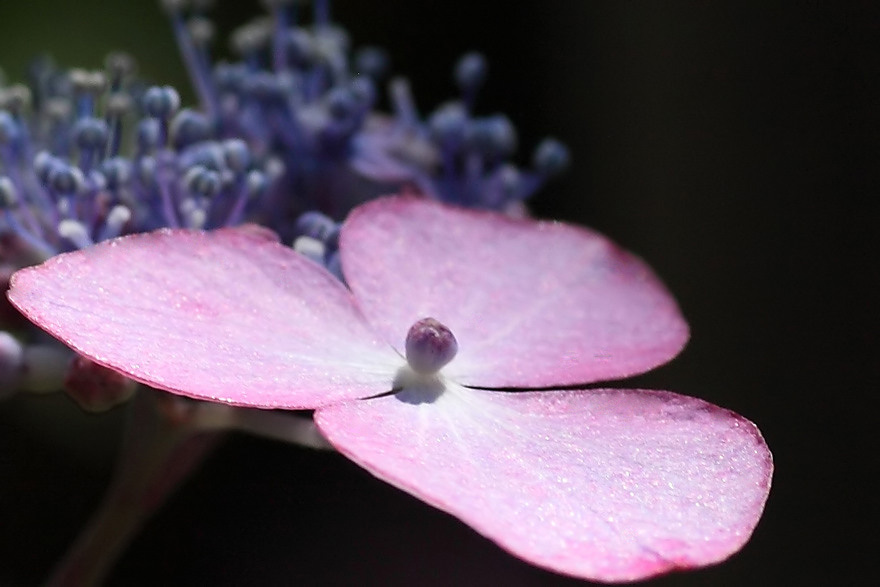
[8,226,403,408]
[315,383,772,582]
[340,196,689,388]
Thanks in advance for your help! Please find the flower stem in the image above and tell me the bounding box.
[45,389,221,587]
[193,402,333,450]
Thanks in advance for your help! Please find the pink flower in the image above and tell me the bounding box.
[7,196,771,582]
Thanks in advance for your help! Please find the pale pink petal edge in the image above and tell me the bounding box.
[8,226,402,409]
[315,386,772,582]
[340,195,690,389]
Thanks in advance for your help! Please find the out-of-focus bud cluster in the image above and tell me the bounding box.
[164,0,569,230]
[0,0,569,404]
[0,58,279,267]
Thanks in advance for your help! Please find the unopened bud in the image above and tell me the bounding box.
[405,317,459,375]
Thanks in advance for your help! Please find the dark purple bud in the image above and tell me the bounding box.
[466,114,517,158]
[355,46,390,80]
[222,139,251,172]
[73,117,109,151]
[143,85,181,120]
[429,101,468,145]
[532,138,570,177]
[179,141,226,171]
[454,52,487,93]
[33,150,61,183]
[405,317,458,375]
[183,165,222,197]
[213,62,248,93]
[170,109,212,149]
[100,157,133,190]
[47,163,85,195]
[295,210,337,242]
[244,170,267,198]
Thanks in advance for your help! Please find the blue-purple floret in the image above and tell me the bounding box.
[291,209,342,280]
[164,0,568,225]
[0,0,569,270]
[0,0,567,270]
[0,0,569,399]
[0,56,276,267]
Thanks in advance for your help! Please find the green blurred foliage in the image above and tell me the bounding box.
[0,0,187,93]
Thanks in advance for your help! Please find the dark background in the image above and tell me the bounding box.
[0,1,877,585]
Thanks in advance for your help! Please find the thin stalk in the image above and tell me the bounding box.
[46,390,221,587]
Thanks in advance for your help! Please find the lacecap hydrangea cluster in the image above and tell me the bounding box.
[0,0,568,402]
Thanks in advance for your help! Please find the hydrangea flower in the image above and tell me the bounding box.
[0,67,276,265]
[8,195,772,582]
[0,0,567,400]
[0,60,279,399]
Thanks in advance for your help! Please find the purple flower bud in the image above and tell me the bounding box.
[533,138,570,177]
[73,117,110,152]
[454,52,487,93]
[354,46,389,80]
[405,318,458,375]
[143,85,181,119]
[222,139,251,172]
[294,210,337,241]
[170,108,211,149]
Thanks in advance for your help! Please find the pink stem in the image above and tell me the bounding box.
[46,390,221,587]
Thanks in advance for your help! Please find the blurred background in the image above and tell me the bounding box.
[0,1,877,585]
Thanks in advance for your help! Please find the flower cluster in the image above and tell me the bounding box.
[8,195,772,582]
[0,0,568,399]
[0,57,278,398]
[1,1,772,584]
[0,61,276,265]
[162,0,569,229]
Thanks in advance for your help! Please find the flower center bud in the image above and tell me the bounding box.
[405,317,458,375]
